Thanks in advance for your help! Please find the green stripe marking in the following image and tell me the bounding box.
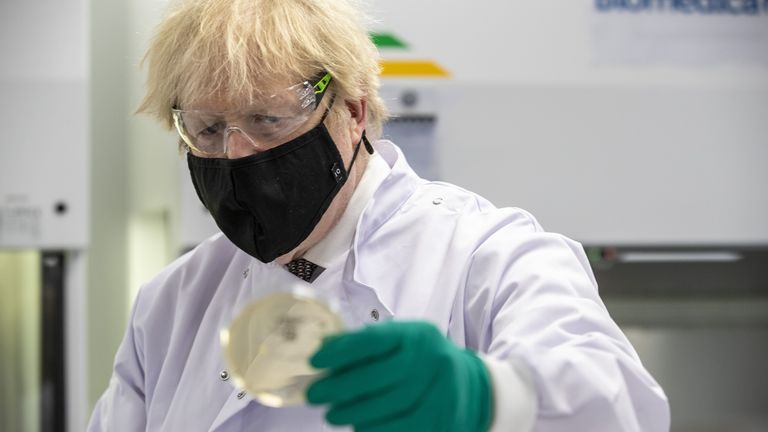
[370,32,408,49]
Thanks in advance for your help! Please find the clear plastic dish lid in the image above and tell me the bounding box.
[220,291,344,407]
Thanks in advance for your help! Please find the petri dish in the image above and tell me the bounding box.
[220,292,344,407]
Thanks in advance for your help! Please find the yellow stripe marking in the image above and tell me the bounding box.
[379,60,450,78]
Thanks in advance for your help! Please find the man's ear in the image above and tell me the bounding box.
[345,98,367,144]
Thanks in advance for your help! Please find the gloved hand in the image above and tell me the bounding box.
[306,320,492,432]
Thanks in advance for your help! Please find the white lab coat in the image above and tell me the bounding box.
[89,140,670,431]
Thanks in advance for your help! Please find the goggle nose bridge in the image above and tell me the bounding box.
[223,125,259,150]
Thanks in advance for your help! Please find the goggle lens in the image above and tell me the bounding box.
[172,73,332,157]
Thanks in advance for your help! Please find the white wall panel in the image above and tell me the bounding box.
[0,0,89,249]
[373,0,768,244]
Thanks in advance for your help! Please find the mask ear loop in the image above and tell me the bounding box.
[362,131,374,155]
[344,130,374,180]
[317,88,372,155]
[319,92,373,180]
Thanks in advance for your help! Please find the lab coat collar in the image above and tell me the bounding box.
[345,140,425,313]
[352,140,424,249]
[303,150,390,268]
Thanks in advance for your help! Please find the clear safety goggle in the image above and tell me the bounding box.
[172,72,332,157]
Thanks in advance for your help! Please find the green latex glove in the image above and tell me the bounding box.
[306,321,492,432]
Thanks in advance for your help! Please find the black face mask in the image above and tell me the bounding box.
[187,114,372,263]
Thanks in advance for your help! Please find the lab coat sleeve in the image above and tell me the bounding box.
[87,288,147,432]
[467,225,670,431]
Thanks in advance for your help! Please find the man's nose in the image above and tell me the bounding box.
[225,127,259,158]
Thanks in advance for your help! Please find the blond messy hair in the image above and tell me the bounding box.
[138,0,387,140]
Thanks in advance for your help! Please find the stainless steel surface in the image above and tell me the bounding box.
[595,245,768,431]
[623,326,768,432]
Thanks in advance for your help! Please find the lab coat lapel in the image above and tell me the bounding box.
[351,141,463,332]
[354,141,423,245]
[341,252,394,325]
[342,141,425,324]
[208,387,256,431]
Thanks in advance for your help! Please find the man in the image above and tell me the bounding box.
[89,0,670,430]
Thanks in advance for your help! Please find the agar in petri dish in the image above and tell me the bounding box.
[220,292,344,407]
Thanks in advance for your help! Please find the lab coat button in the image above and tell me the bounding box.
[243,268,249,278]
[219,370,229,381]
[370,309,380,321]
[237,390,246,399]
[432,197,444,205]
